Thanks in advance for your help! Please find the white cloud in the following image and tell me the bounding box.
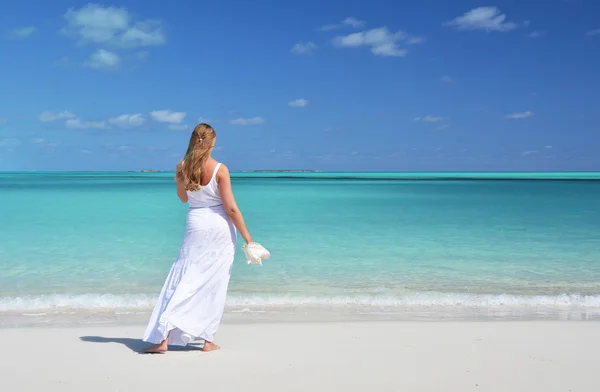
[528,30,545,38]
[80,149,92,154]
[9,26,36,38]
[288,98,308,107]
[320,24,340,32]
[440,75,454,84]
[65,118,110,129]
[230,117,265,126]
[343,17,366,28]
[522,150,537,156]
[40,111,129,130]
[0,117,7,125]
[586,29,600,36]
[63,4,165,48]
[414,116,447,123]
[333,27,419,57]
[320,17,366,31]
[108,113,145,127]
[168,124,189,130]
[444,7,518,32]
[406,36,426,44]
[545,145,553,149]
[506,111,534,119]
[436,124,450,130]
[32,138,60,147]
[291,42,317,55]
[39,111,77,122]
[150,110,186,123]
[197,117,215,124]
[84,49,120,69]
[0,138,21,148]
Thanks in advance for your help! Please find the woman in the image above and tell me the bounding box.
[143,123,253,353]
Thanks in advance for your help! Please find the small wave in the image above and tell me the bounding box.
[227,293,600,308]
[231,308,266,313]
[1,292,600,312]
[0,293,156,312]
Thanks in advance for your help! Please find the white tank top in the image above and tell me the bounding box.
[186,163,223,208]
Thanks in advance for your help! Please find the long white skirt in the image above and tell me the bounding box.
[143,206,237,345]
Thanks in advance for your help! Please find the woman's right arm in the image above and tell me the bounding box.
[176,179,188,203]
[217,164,253,244]
[175,161,188,203]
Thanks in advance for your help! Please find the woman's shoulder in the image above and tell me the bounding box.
[215,161,230,182]
[205,159,227,172]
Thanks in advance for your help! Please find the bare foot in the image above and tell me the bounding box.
[202,342,220,352]
[143,342,168,354]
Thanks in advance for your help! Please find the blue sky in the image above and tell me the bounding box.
[0,0,599,171]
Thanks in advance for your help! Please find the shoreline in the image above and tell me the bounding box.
[2,304,600,328]
[2,321,599,391]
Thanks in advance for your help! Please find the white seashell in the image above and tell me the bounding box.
[242,242,271,266]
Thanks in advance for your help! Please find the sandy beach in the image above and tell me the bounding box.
[1,321,599,391]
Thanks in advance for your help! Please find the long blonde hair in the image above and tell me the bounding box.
[175,123,217,191]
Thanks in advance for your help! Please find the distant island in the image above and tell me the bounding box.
[131,169,321,173]
[244,170,321,173]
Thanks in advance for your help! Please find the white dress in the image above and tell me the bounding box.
[143,163,237,345]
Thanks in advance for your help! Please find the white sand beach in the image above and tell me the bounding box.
[1,321,599,391]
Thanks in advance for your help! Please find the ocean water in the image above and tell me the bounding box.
[1,172,600,325]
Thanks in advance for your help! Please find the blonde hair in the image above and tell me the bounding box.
[175,123,217,191]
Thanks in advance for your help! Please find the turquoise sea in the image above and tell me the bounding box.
[1,172,600,325]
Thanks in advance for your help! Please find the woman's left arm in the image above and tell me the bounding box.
[176,179,188,203]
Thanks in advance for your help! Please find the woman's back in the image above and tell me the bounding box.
[186,161,223,208]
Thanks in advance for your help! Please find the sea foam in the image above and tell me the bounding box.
[1,292,600,313]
